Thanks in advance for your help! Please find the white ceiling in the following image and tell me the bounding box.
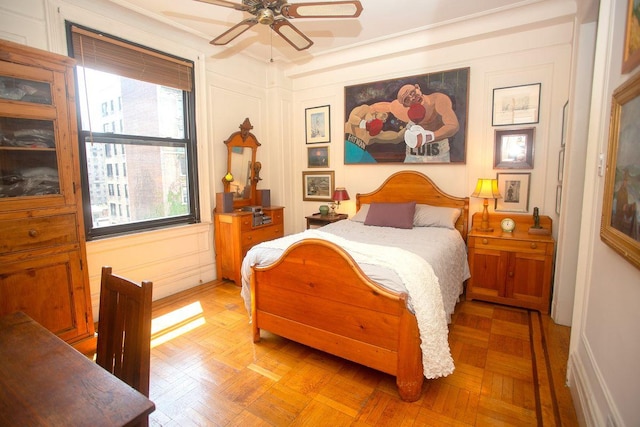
[108,0,549,64]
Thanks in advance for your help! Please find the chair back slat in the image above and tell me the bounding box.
[96,266,153,397]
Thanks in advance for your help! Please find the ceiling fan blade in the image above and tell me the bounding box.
[194,0,252,12]
[271,19,313,51]
[211,19,258,45]
[282,1,363,19]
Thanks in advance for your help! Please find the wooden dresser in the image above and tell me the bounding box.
[214,206,284,285]
[466,212,555,313]
[0,40,94,344]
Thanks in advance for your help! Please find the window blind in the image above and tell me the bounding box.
[70,25,193,92]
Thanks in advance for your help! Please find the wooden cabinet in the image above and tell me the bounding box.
[0,40,94,344]
[214,206,284,285]
[466,212,555,313]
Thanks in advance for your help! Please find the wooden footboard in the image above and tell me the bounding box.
[251,239,424,402]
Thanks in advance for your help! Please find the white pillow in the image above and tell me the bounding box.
[350,204,370,222]
[413,204,461,229]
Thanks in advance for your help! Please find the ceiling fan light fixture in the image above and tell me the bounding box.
[257,8,275,25]
[198,0,363,51]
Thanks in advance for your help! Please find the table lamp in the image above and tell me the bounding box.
[330,187,350,216]
[471,178,502,232]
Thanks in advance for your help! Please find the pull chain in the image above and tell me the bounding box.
[270,29,274,63]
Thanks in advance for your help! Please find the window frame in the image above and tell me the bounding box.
[66,22,200,240]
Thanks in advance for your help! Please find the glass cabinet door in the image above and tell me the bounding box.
[0,118,59,198]
[0,75,52,104]
[0,75,61,199]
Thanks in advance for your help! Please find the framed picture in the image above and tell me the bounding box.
[622,0,640,74]
[561,101,569,147]
[344,67,470,164]
[600,73,640,270]
[305,105,330,144]
[307,146,329,168]
[492,83,541,126]
[495,172,531,212]
[556,185,562,216]
[558,148,565,182]
[302,170,334,201]
[493,128,534,169]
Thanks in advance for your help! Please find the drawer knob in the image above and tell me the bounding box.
[482,238,488,245]
[247,236,252,241]
[508,271,514,277]
[28,229,38,238]
[530,243,537,249]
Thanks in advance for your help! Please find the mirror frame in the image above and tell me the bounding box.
[222,118,261,208]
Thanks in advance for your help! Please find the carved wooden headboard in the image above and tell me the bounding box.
[356,170,469,242]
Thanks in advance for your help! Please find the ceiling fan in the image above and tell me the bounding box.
[195,0,363,51]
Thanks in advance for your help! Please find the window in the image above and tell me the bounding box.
[68,23,199,239]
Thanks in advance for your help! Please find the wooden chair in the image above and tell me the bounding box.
[96,266,153,398]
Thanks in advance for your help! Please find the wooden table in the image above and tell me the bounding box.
[305,213,348,229]
[0,311,155,426]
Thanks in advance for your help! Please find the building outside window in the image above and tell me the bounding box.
[67,23,199,239]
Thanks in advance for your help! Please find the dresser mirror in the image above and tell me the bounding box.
[222,118,261,208]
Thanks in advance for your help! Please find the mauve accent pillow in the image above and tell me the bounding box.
[364,202,416,229]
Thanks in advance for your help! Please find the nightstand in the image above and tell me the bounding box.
[305,213,348,229]
[466,212,555,313]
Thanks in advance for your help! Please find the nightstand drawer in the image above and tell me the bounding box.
[469,236,552,255]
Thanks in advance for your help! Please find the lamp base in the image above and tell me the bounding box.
[475,226,494,232]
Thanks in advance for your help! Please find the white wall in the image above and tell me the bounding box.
[568,0,640,425]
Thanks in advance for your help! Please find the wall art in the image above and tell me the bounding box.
[492,83,541,126]
[623,0,640,74]
[302,170,334,202]
[306,105,330,144]
[344,67,469,164]
[600,72,640,270]
[495,172,531,213]
[493,127,534,169]
[307,146,329,168]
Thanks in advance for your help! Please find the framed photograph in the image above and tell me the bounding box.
[622,0,640,74]
[493,128,534,169]
[305,105,330,144]
[492,83,541,126]
[307,146,329,168]
[558,148,565,182]
[600,73,640,270]
[495,172,531,212]
[561,101,569,147]
[344,67,470,164]
[556,185,562,216]
[302,170,334,201]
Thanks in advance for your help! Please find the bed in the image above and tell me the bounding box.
[241,170,469,402]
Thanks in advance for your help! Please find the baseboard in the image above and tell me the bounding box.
[568,341,624,427]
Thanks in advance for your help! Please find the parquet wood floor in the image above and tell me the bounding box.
[147,281,578,426]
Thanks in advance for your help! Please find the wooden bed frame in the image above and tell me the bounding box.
[250,171,469,401]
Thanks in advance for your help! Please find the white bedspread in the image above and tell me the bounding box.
[240,220,470,379]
